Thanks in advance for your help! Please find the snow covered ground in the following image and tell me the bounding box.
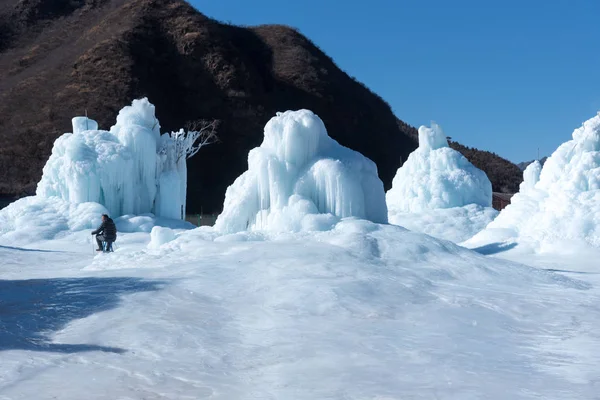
[390,204,498,243]
[2,106,599,398]
[1,223,599,399]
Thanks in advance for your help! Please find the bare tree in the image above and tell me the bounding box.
[170,119,219,163]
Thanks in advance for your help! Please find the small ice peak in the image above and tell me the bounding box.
[72,117,99,134]
[386,121,492,213]
[418,122,449,151]
[572,114,600,152]
[111,97,161,139]
[262,109,327,167]
[519,160,542,194]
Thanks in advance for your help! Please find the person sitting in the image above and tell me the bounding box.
[91,214,117,252]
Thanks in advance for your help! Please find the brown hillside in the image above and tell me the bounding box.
[0,0,520,213]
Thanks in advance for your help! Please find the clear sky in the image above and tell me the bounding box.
[190,0,600,163]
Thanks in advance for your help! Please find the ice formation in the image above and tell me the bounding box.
[386,123,492,213]
[214,110,388,233]
[37,98,193,220]
[385,123,496,242]
[469,113,600,248]
[519,160,542,195]
[0,99,205,243]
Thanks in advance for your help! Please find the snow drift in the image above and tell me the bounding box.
[386,123,496,242]
[214,110,388,233]
[52,218,596,399]
[148,226,177,249]
[0,196,194,245]
[468,113,600,249]
[0,196,108,243]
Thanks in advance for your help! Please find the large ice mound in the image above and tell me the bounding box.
[214,110,388,233]
[386,123,493,213]
[0,99,203,243]
[468,113,600,249]
[37,98,190,219]
[386,123,496,242]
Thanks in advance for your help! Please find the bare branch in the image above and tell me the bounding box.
[171,119,220,163]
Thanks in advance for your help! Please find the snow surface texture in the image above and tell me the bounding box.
[214,110,388,233]
[0,196,107,243]
[37,98,188,220]
[386,123,496,242]
[390,204,498,243]
[469,113,600,249]
[1,221,598,399]
[115,215,193,234]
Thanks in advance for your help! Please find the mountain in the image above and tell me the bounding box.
[0,0,521,212]
[517,157,548,171]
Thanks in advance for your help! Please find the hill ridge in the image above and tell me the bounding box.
[0,0,521,211]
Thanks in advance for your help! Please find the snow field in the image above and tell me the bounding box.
[0,222,598,399]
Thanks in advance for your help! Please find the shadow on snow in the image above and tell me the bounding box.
[0,245,67,253]
[543,268,600,275]
[471,242,518,255]
[0,277,165,354]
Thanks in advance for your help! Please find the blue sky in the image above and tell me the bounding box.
[190,0,600,163]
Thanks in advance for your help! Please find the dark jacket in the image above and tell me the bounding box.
[92,218,117,241]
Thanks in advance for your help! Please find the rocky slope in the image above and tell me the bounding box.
[0,0,521,212]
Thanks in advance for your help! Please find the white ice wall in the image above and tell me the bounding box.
[214,110,388,233]
[36,98,190,220]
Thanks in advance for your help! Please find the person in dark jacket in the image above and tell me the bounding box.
[92,214,117,251]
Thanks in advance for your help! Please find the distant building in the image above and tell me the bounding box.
[492,192,514,211]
